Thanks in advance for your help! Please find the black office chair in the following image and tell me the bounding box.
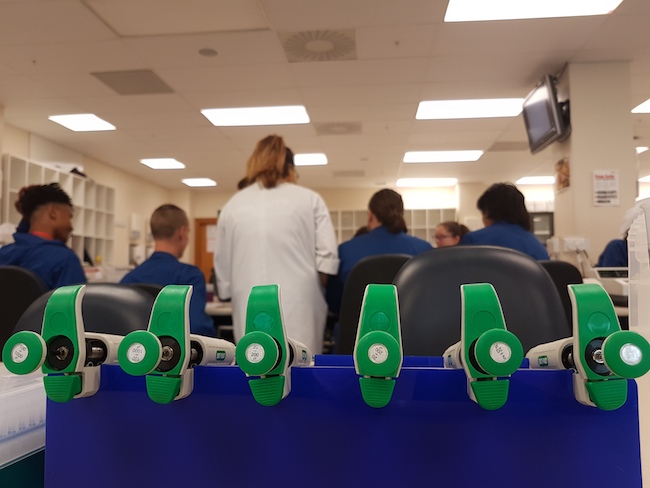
[393,246,571,356]
[14,283,155,336]
[538,260,583,330]
[0,266,48,353]
[337,254,412,354]
[127,282,164,299]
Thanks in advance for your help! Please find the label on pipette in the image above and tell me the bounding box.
[489,342,512,364]
[368,344,388,364]
[127,343,146,363]
[246,343,265,364]
[11,343,28,363]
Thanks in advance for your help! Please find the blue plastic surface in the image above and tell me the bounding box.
[44,360,642,488]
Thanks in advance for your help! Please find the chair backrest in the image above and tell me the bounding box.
[393,246,571,356]
[0,266,48,353]
[538,260,583,330]
[337,254,411,354]
[127,282,164,298]
[14,283,155,336]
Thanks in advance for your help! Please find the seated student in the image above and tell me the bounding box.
[120,204,216,337]
[461,182,549,260]
[0,183,86,289]
[597,238,627,267]
[328,189,432,313]
[434,221,469,248]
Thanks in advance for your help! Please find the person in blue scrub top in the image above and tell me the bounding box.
[328,188,433,314]
[597,238,628,267]
[0,183,86,289]
[120,204,216,337]
[461,182,549,260]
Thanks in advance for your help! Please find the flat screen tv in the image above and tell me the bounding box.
[522,74,570,154]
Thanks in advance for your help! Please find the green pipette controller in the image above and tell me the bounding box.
[118,284,236,404]
[353,284,403,408]
[527,283,650,410]
[443,283,524,410]
[2,284,122,402]
[235,284,312,406]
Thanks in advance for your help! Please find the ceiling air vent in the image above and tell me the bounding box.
[278,30,356,63]
[314,122,362,136]
[91,69,174,95]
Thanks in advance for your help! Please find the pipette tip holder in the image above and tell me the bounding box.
[443,283,524,410]
[2,284,121,402]
[353,284,403,408]
[527,283,650,410]
[235,284,312,406]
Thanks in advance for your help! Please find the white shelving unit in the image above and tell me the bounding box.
[2,154,115,265]
[330,208,457,245]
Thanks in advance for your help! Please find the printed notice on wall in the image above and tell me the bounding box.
[593,170,620,206]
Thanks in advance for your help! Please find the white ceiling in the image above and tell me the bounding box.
[1,0,650,193]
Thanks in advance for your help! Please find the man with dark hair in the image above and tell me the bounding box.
[120,204,216,337]
[461,182,549,260]
[0,183,86,289]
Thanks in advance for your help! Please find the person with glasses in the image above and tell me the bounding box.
[214,135,339,354]
[434,221,469,247]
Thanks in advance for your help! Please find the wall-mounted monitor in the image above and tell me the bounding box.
[522,74,570,154]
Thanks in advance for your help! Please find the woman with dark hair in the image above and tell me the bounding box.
[434,221,470,247]
[461,182,549,260]
[214,135,339,354]
[328,189,432,313]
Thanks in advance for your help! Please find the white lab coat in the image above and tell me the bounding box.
[214,182,339,354]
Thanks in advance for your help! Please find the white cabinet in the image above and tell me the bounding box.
[330,208,457,245]
[2,154,115,265]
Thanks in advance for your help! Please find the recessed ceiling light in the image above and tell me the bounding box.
[632,99,650,113]
[48,114,115,132]
[516,176,555,185]
[444,0,624,22]
[140,158,185,170]
[295,153,328,166]
[182,178,216,187]
[403,150,483,163]
[639,175,650,183]
[201,106,310,126]
[416,99,523,119]
[636,147,649,154]
[396,178,458,187]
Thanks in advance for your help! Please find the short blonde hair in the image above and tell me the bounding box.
[150,204,188,240]
[245,135,293,188]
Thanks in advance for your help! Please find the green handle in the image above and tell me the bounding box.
[353,284,402,408]
[568,283,649,410]
[461,283,523,410]
[235,285,288,406]
[41,285,85,376]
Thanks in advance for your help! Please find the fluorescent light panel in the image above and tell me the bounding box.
[201,105,309,126]
[404,150,483,163]
[632,99,650,113]
[444,0,624,22]
[516,176,555,185]
[140,158,185,170]
[294,153,328,166]
[639,175,650,183]
[48,114,115,132]
[182,178,216,187]
[636,147,649,155]
[397,178,458,188]
[416,99,523,119]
